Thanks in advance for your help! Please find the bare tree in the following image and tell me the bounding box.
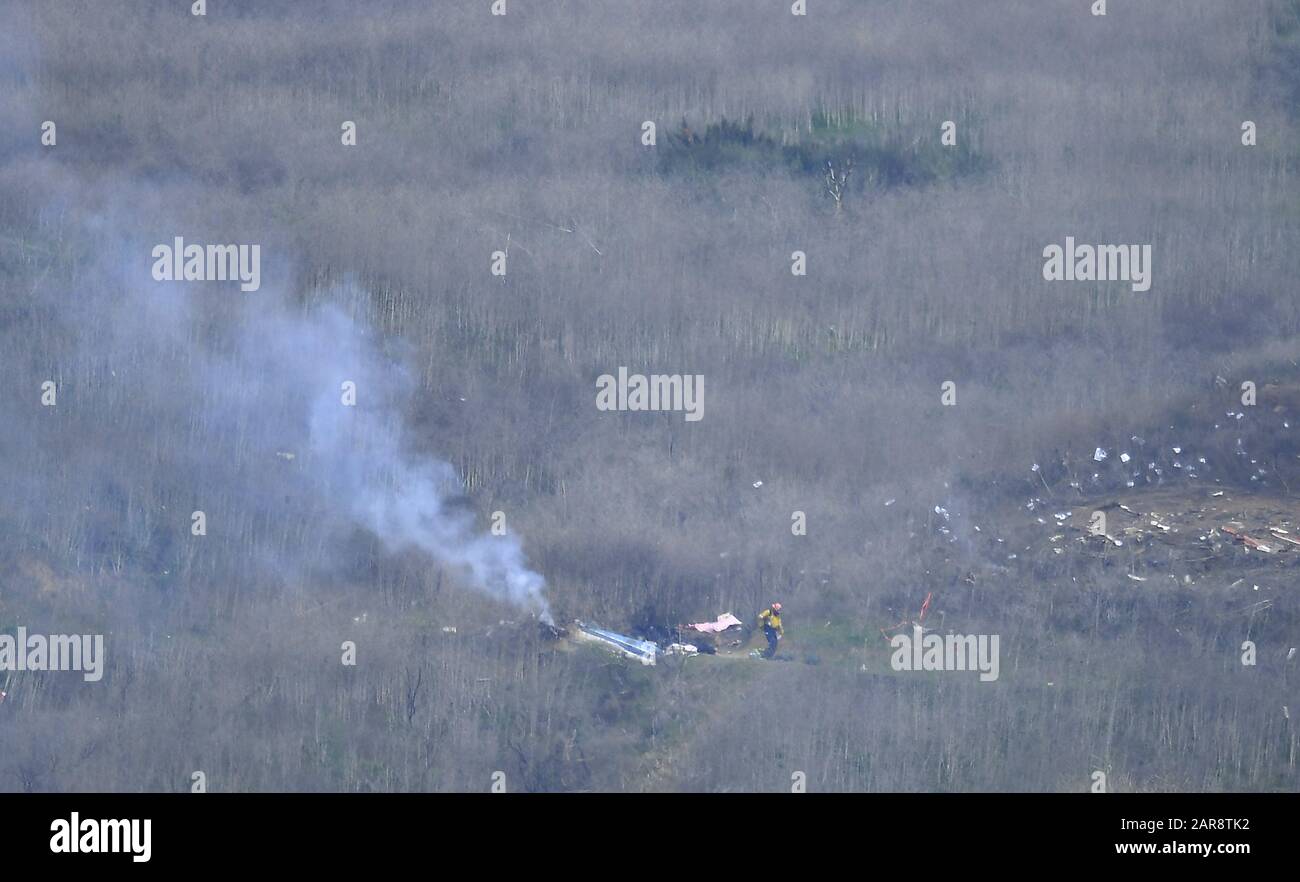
[824,158,853,211]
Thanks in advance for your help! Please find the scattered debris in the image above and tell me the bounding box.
[538,621,568,640]
[1267,528,1300,547]
[1222,525,1276,553]
[879,592,933,641]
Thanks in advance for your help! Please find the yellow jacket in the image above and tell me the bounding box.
[759,608,783,635]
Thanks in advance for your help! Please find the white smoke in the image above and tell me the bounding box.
[294,306,553,623]
[206,294,553,622]
[19,188,551,621]
[1,18,551,626]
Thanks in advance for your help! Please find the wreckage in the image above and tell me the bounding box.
[564,612,751,666]
[572,621,659,666]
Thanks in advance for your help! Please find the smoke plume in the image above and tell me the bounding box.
[7,174,551,623]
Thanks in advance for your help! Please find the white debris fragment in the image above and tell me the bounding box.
[1120,452,1131,463]
[1094,447,1107,462]
[885,498,896,506]
[752,481,763,488]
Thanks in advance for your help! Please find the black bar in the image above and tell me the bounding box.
[4,793,1285,868]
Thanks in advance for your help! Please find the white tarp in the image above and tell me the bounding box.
[686,612,743,633]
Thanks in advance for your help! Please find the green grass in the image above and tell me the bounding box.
[658,108,990,196]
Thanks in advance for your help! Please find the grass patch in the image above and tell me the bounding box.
[658,107,990,199]
[1265,0,1300,112]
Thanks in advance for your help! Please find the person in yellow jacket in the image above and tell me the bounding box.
[757,602,783,659]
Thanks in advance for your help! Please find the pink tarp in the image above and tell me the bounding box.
[687,612,743,633]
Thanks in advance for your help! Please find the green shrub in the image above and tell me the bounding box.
[658,108,989,197]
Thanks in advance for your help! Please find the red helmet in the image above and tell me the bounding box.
[771,602,782,612]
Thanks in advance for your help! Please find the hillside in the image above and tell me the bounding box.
[0,0,1298,792]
